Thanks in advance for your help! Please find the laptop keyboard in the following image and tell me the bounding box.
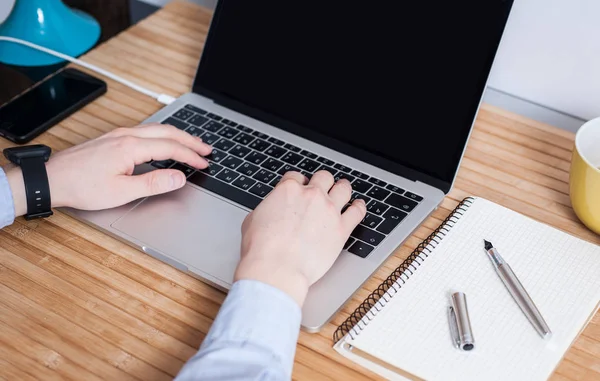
[152,104,424,258]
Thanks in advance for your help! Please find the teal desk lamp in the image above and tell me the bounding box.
[0,0,100,66]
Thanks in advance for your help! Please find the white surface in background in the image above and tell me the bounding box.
[488,0,600,120]
[0,0,16,24]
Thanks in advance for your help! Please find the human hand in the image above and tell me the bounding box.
[6,124,212,216]
[234,170,367,306]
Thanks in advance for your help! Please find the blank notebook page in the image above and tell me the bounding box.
[345,198,600,381]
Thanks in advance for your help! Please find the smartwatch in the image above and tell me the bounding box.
[3,144,53,220]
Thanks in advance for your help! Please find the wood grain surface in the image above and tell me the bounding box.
[1,2,599,380]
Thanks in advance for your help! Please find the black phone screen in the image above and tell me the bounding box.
[0,67,106,142]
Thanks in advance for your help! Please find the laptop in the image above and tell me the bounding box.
[66,0,514,331]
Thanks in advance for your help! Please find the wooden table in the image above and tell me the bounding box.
[1,2,599,380]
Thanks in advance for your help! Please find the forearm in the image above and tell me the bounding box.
[175,280,301,381]
[4,166,26,217]
[0,167,21,228]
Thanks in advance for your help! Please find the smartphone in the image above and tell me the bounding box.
[0,67,107,144]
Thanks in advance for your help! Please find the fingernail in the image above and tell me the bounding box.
[196,137,203,142]
[170,173,185,189]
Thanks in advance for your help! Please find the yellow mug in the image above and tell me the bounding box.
[570,117,600,234]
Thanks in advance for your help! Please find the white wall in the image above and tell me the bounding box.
[142,0,600,120]
[486,0,600,120]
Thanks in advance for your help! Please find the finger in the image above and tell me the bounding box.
[125,137,209,169]
[341,199,367,235]
[120,168,187,201]
[104,125,213,156]
[328,179,352,210]
[278,171,307,186]
[308,170,335,193]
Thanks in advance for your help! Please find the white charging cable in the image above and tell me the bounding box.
[0,36,176,105]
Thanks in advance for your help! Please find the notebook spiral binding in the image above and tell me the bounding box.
[333,197,475,343]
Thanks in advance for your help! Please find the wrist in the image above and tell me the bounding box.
[234,257,310,307]
[5,166,27,217]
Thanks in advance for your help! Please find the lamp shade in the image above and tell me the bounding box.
[0,0,100,66]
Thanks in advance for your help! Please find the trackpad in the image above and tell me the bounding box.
[111,185,249,285]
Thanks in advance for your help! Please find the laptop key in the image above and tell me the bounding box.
[377,208,408,234]
[334,163,352,173]
[348,241,374,258]
[173,108,193,121]
[216,169,240,183]
[343,237,355,250]
[277,164,300,175]
[206,113,222,121]
[207,149,226,163]
[246,151,268,165]
[270,175,282,187]
[172,163,195,178]
[188,171,261,210]
[351,179,372,194]
[351,170,369,180]
[267,137,285,146]
[300,150,318,160]
[366,186,391,201]
[265,145,287,159]
[230,145,251,158]
[253,169,276,184]
[297,158,320,172]
[368,177,387,187]
[188,114,209,127]
[217,126,239,139]
[281,152,303,166]
[361,213,383,229]
[239,125,254,133]
[352,192,372,205]
[200,132,220,145]
[151,160,174,169]
[233,132,255,145]
[385,184,405,194]
[352,225,385,246]
[283,143,301,152]
[385,193,418,213]
[367,200,389,215]
[334,173,355,183]
[221,156,243,170]
[317,157,335,166]
[213,138,235,151]
[186,126,204,137]
[238,162,260,176]
[249,138,270,152]
[162,117,189,130]
[203,120,224,133]
[232,175,257,191]
[251,131,270,140]
[318,165,337,176]
[261,158,284,172]
[404,191,423,202]
[184,104,207,115]
[249,183,273,198]
[201,162,224,177]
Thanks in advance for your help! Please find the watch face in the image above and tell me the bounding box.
[4,144,52,164]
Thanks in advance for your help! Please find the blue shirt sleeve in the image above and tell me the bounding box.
[0,167,16,228]
[175,279,302,381]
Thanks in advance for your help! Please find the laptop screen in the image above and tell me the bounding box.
[193,0,513,191]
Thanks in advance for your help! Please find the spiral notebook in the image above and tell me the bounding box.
[334,197,600,381]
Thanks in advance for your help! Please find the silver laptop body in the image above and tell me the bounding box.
[65,1,513,331]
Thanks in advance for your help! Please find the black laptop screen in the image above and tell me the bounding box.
[193,1,513,191]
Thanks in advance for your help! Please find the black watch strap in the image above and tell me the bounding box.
[20,157,53,220]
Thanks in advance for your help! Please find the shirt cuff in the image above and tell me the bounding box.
[0,167,16,228]
[203,279,302,371]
